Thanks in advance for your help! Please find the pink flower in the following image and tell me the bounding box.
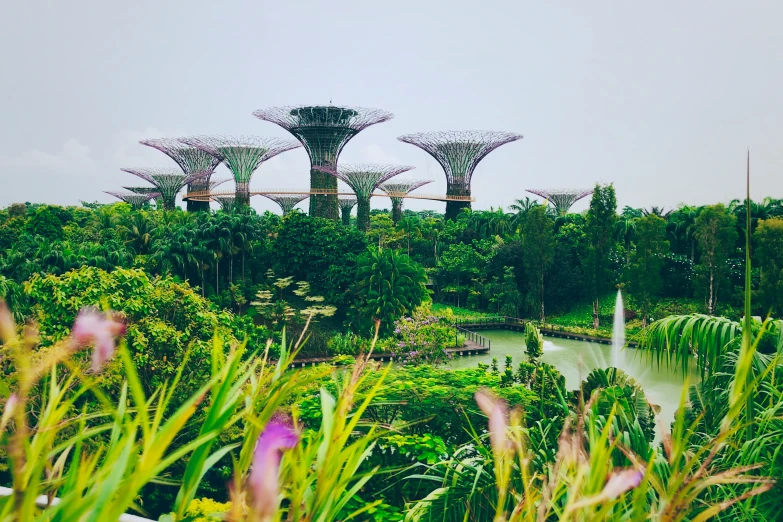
[474,388,509,456]
[600,468,643,500]
[0,301,14,343]
[248,418,299,519]
[71,308,126,372]
[1,393,18,431]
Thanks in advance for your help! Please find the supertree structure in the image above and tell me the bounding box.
[120,168,200,210]
[259,193,309,215]
[526,188,594,216]
[337,197,357,226]
[105,191,157,210]
[215,196,237,213]
[316,163,413,231]
[398,131,523,220]
[378,179,433,224]
[124,186,164,208]
[180,136,301,207]
[139,138,223,212]
[253,105,394,221]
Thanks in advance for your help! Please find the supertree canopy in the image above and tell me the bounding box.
[215,195,237,213]
[379,179,433,224]
[337,197,358,226]
[398,130,523,220]
[253,105,394,221]
[139,138,223,212]
[120,168,199,210]
[316,163,413,231]
[259,193,309,215]
[124,186,164,207]
[180,136,301,207]
[526,188,594,216]
[105,191,157,209]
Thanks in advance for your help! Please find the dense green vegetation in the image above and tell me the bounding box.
[2,187,783,520]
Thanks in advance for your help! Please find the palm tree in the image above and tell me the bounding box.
[351,247,429,334]
[615,206,642,264]
[667,205,701,261]
[397,216,422,256]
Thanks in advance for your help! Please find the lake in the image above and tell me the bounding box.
[448,329,695,428]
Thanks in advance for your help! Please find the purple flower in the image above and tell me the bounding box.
[248,418,299,519]
[394,328,401,334]
[398,342,406,347]
[71,308,126,372]
[599,469,643,500]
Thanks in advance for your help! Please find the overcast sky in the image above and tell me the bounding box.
[1,1,780,214]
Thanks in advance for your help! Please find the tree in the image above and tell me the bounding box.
[694,204,737,315]
[625,214,669,326]
[273,212,368,307]
[437,241,492,308]
[615,206,642,265]
[350,247,429,334]
[584,184,618,328]
[24,266,249,403]
[754,218,783,316]
[24,205,69,241]
[522,205,555,321]
[397,216,422,256]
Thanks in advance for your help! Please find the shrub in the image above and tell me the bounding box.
[327,331,368,356]
[387,308,455,365]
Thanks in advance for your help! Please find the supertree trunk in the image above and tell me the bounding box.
[391,199,403,224]
[341,207,352,226]
[445,185,471,220]
[236,181,251,208]
[356,198,371,231]
[187,181,211,212]
[309,167,338,221]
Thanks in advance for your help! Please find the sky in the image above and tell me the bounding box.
[1,1,781,215]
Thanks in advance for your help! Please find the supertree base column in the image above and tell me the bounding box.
[341,207,352,225]
[356,198,372,232]
[309,168,338,221]
[445,187,471,220]
[236,181,251,208]
[187,181,211,211]
[391,200,403,224]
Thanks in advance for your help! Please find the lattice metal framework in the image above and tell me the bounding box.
[526,188,594,216]
[337,197,358,226]
[253,105,394,220]
[398,130,522,219]
[120,168,199,210]
[105,191,157,209]
[124,186,164,207]
[140,138,224,212]
[316,163,413,231]
[215,196,237,213]
[260,193,309,215]
[379,179,433,224]
[180,136,301,207]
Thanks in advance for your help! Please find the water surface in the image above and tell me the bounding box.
[448,329,695,427]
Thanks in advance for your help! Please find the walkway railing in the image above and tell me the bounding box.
[451,315,633,346]
[455,325,491,349]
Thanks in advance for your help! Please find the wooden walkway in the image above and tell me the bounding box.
[183,188,475,203]
[289,340,489,368]
[453,318,639,347]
